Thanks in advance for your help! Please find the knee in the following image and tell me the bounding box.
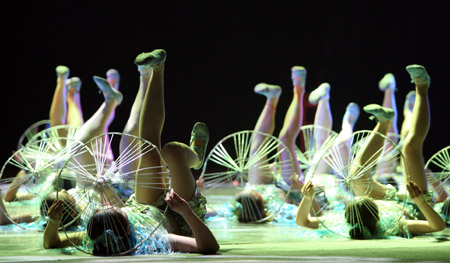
[402,137,422,157]
[161,142,184,162]
[278,134,294,147]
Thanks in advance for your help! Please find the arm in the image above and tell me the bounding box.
[165,189,219,254]
[406,181,446,234]
[295,181,319,229]
[43,200,84,249]
[4,170,35,202]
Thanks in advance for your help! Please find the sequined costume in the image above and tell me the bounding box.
[126,187,207,237]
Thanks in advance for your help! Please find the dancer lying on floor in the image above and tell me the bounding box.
[43,49,219,255]
[207,67,360,223]
[0,66,121,228]
[295,64,446,238]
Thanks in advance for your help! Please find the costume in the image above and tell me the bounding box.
[125,188,207,237]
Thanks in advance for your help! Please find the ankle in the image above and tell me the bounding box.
[415,84,429,94]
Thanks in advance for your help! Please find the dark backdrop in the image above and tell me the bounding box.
[1,1,449,176]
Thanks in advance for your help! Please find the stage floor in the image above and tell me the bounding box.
[0,220,449,263]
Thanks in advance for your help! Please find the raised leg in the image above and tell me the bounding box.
[66,77,84,127]
[376,73,399,177]
[350,104,394,198]
[73,76,122,187]
[333,102,360,177]
[134,49,167,205]
[249,83,281,184]
[119,67,152,176]
[308,83,332,175]
[50,66,69,127]
[401,65,431,192]
[400,91,416,139]
[277,66,306,184]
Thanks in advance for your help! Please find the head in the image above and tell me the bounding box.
[87,207,131,256]
[234,190,267,223]
[40,190,79,227]
[345,197,379,239]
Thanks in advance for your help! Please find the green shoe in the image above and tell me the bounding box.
[56,65,69,78]
[190,122,209,170]
[406,64,430,86]
[93,76,123,104]
[134,49,166,68]
[66,77,82,93]
[363,104,394,122]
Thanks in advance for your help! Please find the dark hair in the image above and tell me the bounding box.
[87,208,131,256]
[40,191,80,228]
[345,197,379,239]
[234,190,267,223]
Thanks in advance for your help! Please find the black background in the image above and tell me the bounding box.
[1,1,449,178]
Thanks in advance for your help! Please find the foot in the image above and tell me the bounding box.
[106,69,120,90]
[406,64,430,87]
[134,49,166,68]
[404,90,416,112]
[343,102,360,127]
[93,76,123,104]
[56,65,69,78]
[254,83,282,99]
[308,82,330,104]
[363,104,394,122]
[190,122,209,170]
[291,66,307,86]
[66,77,82,94]
[378,73,396,91]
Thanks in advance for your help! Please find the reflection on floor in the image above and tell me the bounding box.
[1,218,449,262]
[1,186,449,262]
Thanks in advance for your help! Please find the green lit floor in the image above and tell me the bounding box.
[1,220,449,262]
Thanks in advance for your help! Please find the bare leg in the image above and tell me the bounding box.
[376,73,399,177]
[50,66,69,127]
[350,104,394,198]
[249,83,281,184]
[308,83,332,175]
[333,102,360,176]
[278,66,306,184]
[400,91,416,139]
[401,65,431,192]
[161,141,201,201]
[119,67,152,176]
[73,77,122,186]
[66,77,84,126]
[162,121,208,201]
[105,69,120,129]
[134,50,167,205]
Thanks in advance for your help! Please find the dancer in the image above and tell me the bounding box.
[229,67,340,222]
[43,49,219,255]
[295,65,446,238]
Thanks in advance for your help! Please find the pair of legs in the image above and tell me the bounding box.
[49,66,84,128]
[308,83,360,176]
[249,66,306,185]
[129,50,205,207]
[350,65,431,198]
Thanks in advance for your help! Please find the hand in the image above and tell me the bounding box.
[407,181,426,204]
[301,181,315,199]
[48,200,64,222]
[290,174,303,191]
[165,189,191,216]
